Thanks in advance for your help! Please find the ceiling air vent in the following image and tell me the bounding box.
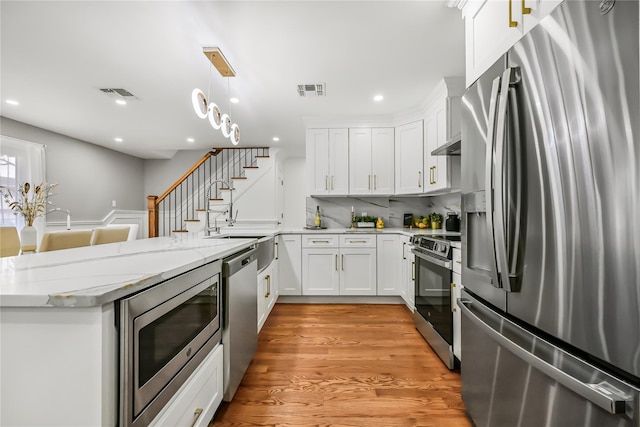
[99,88,138,101]
[297,83,325,97]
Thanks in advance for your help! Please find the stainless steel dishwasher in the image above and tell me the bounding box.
[221,245,258,402]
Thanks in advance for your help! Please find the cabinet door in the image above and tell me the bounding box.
[464,0,522,87]
[339,248,377,296]
[371,128,395,194]
[302,248,340,295]
[376,234,401,296]
[257,265,271,332]
[278,235,302,296]
[452,271,462,361]
[329,129,349,194]
[425,102,450,192]
[395,121,424,194]
[348,128,373,194]
[307,129,329,195]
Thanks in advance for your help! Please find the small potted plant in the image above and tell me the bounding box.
[430,212,443,229]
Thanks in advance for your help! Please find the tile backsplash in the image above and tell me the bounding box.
[306,193,461,229]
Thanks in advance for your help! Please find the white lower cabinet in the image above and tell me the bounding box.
[400,235,415,310]
[150,344,223,427]
[258,261,278,332]
[278,234,302,295]
[301,234,376,296]
[376,234,401,296]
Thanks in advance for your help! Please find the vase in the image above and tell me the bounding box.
[20,225,37,253]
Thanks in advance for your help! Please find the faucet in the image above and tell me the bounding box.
[47,207,72,230]
[204,180,237,236]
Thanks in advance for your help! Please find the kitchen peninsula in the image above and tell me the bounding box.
[0,235,257,427]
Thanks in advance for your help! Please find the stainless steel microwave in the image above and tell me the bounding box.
[118,260,222,427]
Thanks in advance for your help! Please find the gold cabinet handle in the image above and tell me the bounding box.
[368,174,371,190]
[456,260,462,264]
[275,242,279,260]
[374,175,377,190]
[509,0,518,27]
[312,240,330,243]
[522,0,531,15]
[335,254,338,271]
[348,240,367,244]
[411,261,415,281]
[342,254,345,271]
[331,175,334,190]
[325,175,329,190]
[267,275,271,297]
[402,242,406,260]
[190,408,203,427]
[418,171,422,188]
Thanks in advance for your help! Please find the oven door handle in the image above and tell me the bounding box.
[411,248,451,269]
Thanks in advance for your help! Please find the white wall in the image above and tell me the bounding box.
[282,157,307,228]
[1,117,145,222]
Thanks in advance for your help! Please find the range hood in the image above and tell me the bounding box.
[431,134,461,156]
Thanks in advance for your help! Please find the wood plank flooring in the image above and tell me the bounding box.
[210,303,472,427]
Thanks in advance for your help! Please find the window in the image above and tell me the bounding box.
[0,136,46,230]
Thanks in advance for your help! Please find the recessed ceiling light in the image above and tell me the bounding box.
[230,97,239,104]
[373,94,384,102]
[6,99,19,105]
[187,138,195,143]
[114,137,123,143]
[272,137,280,142]
[115,99,127,105]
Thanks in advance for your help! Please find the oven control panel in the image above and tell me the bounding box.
[410,235,452,260]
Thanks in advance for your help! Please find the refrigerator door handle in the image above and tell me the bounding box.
[485,75,503,289]
[458,299,630,415]
[493,67,520,292]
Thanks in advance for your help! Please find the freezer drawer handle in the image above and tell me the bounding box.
[458,299,629,415]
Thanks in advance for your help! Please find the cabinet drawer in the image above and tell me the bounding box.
[339,234,376,248]
[302,234,339,248]
[452,248,462,275]
[150,344,223,427]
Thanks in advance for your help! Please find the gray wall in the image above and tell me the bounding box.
[1,117,145,221]
[143,149,207,197]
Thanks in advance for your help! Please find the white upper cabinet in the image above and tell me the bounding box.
[463,0,564,87]
[395,120,424,195]
[307,128,349,195]
[349,128,394,195]
[423,78,464,193]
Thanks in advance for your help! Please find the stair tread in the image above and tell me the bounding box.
[231,176,247,180]
[243,166,259,169]
[256,155,270,158]
[184,219,200,222]
[172,230,189,233]
[220,188,236,190]
[209,198,224,201]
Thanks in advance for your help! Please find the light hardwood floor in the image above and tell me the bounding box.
[210,303,472,427]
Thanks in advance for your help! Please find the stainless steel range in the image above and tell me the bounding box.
[410,235,458,369]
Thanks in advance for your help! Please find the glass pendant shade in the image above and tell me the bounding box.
[220,114,232,138]
[230,123,240,145]
[192,89,208,119]
[207,103,222,130]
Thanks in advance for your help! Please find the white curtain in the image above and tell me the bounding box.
[0,135,46,236]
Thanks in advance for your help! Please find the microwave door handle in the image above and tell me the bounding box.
[485,75,503,289]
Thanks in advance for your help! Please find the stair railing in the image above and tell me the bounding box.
[147,147,269,237]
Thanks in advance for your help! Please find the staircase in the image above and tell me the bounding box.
[147,147,270,238]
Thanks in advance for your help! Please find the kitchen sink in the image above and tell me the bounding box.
[216,235,274,272]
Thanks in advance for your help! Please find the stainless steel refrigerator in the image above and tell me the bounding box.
[459,1,640,426]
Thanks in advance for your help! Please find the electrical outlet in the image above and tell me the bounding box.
[112,200,117,208]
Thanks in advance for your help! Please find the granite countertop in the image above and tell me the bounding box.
[0,235,257,308]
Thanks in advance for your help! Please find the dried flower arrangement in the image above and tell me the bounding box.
[1,182,58,226]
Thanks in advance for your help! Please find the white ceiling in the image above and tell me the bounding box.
[0,1,465,159]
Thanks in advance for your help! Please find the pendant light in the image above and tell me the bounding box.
[191,47,240,144]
